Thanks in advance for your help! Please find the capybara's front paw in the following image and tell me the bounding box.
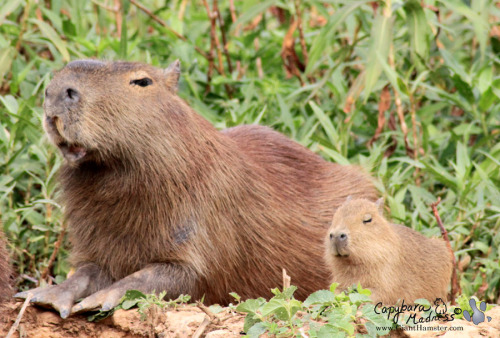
[71,287,124,315]
[15,286,77,318]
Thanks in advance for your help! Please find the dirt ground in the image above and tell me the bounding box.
[1,301,499,337]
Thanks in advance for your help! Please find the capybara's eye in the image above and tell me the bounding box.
[130,78,153,87]
[362,213,372,224]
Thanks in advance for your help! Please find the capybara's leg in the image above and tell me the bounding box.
[15,263,111,318]
[71,263,197,315]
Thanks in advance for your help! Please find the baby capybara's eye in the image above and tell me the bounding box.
[130,78,153,87]
[362,213,372,224]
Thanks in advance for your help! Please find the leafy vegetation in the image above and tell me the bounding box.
[235,284,394,337]
[0,0,499,323]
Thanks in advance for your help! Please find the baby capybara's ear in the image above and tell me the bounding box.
[163,59,181,92]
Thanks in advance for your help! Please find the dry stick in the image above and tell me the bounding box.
[193,316,211,338]
[282,268,291,290]
[114,0,122,37]
[6,293,33,338]
[201,0,217,94]
[197,301,220,324]
[228,0,237,23]
[40,221,68,283]
[294,0,308,66]
[213,0,233,74]
[178,0,188,20]
[430,198,460,305]
[388,44,413,157]
[91,0,117,12]
[254,38,263,79]
[410,95,421,185]
[203,0,225,75]
[129,0,210,61]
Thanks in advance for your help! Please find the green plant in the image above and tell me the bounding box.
[236,284,394,337]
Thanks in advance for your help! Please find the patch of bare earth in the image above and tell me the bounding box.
[1,301,499,337]
[0,301,244,337]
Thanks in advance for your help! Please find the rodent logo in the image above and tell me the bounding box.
[463,298,492,325]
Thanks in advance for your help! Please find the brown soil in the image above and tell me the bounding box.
[0,301,244,337]
[1,301,499,337]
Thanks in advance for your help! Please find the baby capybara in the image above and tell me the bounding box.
[325,198,452,304]
[16,60,378,318]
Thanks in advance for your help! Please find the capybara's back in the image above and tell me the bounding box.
[326,198,452,304]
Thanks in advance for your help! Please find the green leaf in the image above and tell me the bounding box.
[0,0,23,24]
[0,47,16,81]
[309,101,339,146]
[260,298,288,320]
[307,1,371,73]
[246,322,267,337]
[348,292,372,305]
[364,12,393,98]
[31,19,70,62]
[403,0,430,62]
[452,74,474,103]
[236,298,265,314]
[317,324,345,338]
[231,0,277,32]
[304,289,336,307]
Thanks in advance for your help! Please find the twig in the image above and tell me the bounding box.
[40,221,68,284]
[197,301,220,324]
[91,0,117,12]
[129,0,210,61]
[294,0,308,66]
[202,0,217,93]
[228,0,237,23]
[388,44,413,157]
[214,0,233,74]
[6,293,33,338]
[202,0,224,75]
[369,85,390,146]
[282,268,291,290]
[178,0,188,20]
[254,39,263,79]
[193,316,211,338]
[114,0,122,37]
[430,198,460,304]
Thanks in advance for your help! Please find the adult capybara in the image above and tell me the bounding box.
[325,198,452,304]
[0,232,13,302]
[16,60,378,318]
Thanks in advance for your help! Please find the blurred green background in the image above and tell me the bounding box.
[0,0,499,303]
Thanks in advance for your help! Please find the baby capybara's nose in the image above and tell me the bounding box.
[334,232,348,250]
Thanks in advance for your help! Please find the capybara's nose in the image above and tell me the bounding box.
[337,233,348,242]
[63,87,80,104]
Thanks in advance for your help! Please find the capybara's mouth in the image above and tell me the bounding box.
[57,142,87,162]
[334,246,350,257]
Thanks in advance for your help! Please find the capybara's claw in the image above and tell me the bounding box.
[14,285,76,318]
[71,288,123,315]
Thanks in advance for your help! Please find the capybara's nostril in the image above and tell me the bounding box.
[65,88,79,103]
[329,233,334,240]
[338,233,347,241]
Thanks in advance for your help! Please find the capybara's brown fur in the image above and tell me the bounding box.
[21,60,379,316]
[0,232,13,302]
[325,198,453,304]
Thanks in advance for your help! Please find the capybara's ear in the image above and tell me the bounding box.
[345,195,352,202]
[164,59,181,91]
[375,198,384,214]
